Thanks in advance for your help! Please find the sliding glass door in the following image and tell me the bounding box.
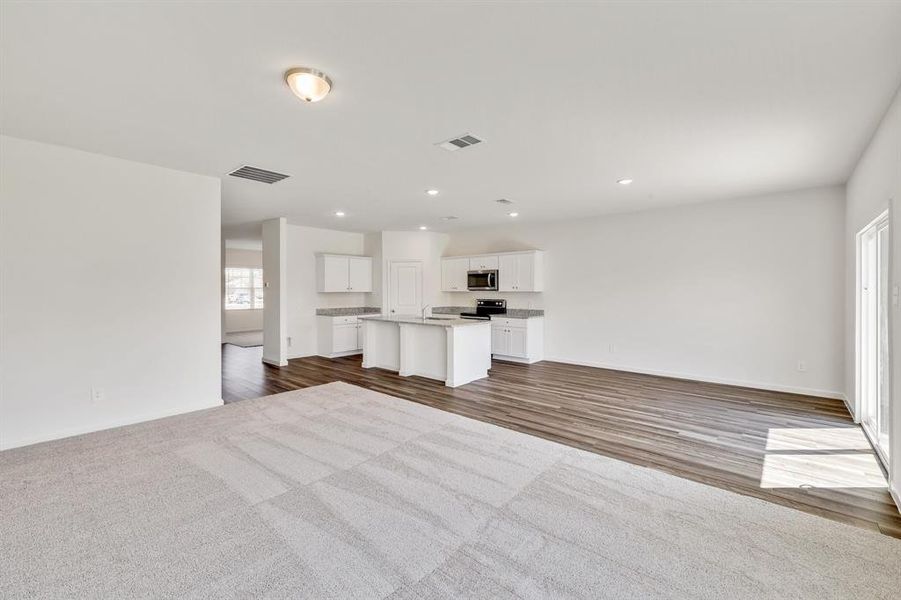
[858,211,890,464]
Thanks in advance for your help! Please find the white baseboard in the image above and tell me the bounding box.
[316,350,362,359]
[493,354,542,364]
[891,485,901,516]
[0,397,224,451]
[543,355,845,400]
[262,356,288,366]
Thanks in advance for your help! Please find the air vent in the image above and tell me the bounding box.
[435,133,484,152]
[440,216,459,221]
[495,198,514,205]
[227,165,290,184]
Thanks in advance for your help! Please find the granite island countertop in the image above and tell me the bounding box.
[359,314,490,328]
[316,307,382,317]
[431,306,545,318]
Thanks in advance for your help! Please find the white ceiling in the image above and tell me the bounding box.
[2,1,900,241]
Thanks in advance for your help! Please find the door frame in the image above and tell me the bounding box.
[855,208,891,467]
[386,259,423,316]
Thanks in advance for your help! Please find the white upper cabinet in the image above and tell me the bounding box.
[498,251,543,292]
[316,254,373,292]
[442,250,544,292]
[468,255,499,271]
[441,257,469,292]
[347,256,372,292]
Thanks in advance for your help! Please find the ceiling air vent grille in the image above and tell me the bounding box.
[436,133,484,152]
[495,198,514,205]
[228,165,290,184]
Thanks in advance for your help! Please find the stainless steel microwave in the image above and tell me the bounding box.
[467,270,498,291]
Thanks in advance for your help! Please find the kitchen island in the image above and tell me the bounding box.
[360,315,491,387]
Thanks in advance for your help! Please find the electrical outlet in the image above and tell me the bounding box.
[287,336,292,347]
[796,361,807,373]
[608,343,616,353]
[91,387,105,404]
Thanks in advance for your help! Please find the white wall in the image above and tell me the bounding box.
[0,136,222,450]
[285,224,369,359]
[262,218,287,366]
[363,231,383,309]
[444,186,846,398]
[224,247,264,333]
[845,85,901,506]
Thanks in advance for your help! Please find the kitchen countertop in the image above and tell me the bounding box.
[316,307,382,317]
[359,315,490,328]
[431,306,545,318]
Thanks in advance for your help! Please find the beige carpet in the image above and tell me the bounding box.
[1,382,899,599]
[223,330,263,347]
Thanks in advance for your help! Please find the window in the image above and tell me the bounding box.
[225,267,264,310]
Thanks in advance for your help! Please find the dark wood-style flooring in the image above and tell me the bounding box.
[222,344,901,538]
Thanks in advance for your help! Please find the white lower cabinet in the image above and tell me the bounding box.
[317,315,367,357]
[490,317,543,363]
[333,323,360,353]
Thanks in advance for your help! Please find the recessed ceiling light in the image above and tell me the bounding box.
[508,212,519,217]
[285,67,332,103]
[419,225,428,230]
[426,189,439,196]
[334,211,345,217]
[617,178,634,185]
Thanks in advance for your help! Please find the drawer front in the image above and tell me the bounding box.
[493,317,527,328]
[333,315,359,324]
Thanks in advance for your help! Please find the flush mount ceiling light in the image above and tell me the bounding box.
[334,211,345,217]
[508,212,519,217]
[617,178,634,185]
[285,67,332,102]
[426,189,440,196]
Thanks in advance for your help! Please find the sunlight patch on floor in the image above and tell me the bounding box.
[760,453,887,489]
[764,427,872,451]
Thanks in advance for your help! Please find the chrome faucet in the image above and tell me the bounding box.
[421,304,431,319]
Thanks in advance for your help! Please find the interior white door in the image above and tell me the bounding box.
[347,257,371,292]
[389,261,422,316]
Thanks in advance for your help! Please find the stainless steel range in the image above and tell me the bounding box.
[460,299,507,320]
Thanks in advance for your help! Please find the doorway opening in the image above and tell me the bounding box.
[856,210,890,466]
